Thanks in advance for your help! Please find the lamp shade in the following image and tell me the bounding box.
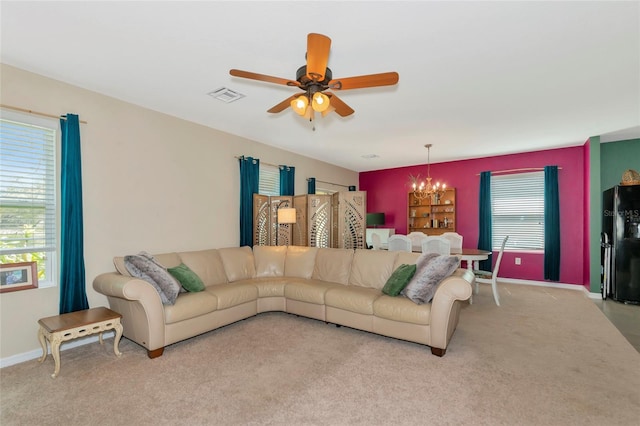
[290,95,308,116]
[366,212,385,227]
[311,92,330,112]
[277,207,297,224]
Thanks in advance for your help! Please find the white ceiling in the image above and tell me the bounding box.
[2,1,639,172]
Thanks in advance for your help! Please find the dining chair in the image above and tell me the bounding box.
[387,234,412,252]
[371,233,382,250]
[407,232,428,251]
[421,236,451,255]
[441,232,463,251]
[441,232,464,265]
[474,236,509,306]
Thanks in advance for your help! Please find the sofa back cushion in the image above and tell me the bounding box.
[284,246,318,279]
[113,252,181,277]
[218,246,256,282]
[253,245,287,277]
[393,251,422,269]
[178,249,228,287]
[349,249,399,289]
[312,248,354,284]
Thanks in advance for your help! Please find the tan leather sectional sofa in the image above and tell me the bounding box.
[93,245,474,358]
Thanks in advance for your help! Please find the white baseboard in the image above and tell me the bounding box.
[0,330,115,369]
[495,278,603,298]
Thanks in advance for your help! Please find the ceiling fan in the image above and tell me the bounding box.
[229,33,399,120]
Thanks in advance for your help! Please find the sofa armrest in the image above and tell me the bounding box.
[93,272,166,354]
[428,269,473,351]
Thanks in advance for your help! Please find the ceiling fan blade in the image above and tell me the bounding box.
[326,93,355,117]
[329,72,399,90]
[267,94,300,113]
[306,33,331,81]
[230,69,300,87]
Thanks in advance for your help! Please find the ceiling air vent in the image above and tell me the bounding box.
[208,87,245,103]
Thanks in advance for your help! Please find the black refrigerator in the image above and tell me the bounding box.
[602,185,640,304]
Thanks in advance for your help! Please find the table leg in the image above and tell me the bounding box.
[113,322,123,357]
[50,333,62,379]
[37,327,48,363]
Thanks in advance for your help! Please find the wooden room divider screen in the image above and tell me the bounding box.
[253,191,366,249]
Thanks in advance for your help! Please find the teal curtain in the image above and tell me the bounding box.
[59,114,89,314]
[544,165,560,281]
[239,156,259,247]
[308,177,316,194]
[478,171,492,271]
[279,165,295,196]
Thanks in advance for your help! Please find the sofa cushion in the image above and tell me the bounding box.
[382,264,417,296]
[402,254,460,304]
[253,245,287,277]
[168,263,205,292]
[218,246,256,282]
[325,286,382,315]
[373,295,432,325]
[392,251,421,270]
[285,279,344,305]
[349,249,398,289]
[178,249,228,287]
[114,252,181,277]
[284,246,318,279]
[163,291,218,325]
[312,248,354,284]
[205,283,258,310]
[124,252,182,305]
[239,277,289,298]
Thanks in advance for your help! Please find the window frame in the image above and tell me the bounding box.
[0,110,58,289]
[490,171,545,252]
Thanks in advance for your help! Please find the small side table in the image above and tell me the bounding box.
[37,307,123,378]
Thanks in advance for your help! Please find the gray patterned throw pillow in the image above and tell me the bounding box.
[124,252,182,305]
[402,254,460,304]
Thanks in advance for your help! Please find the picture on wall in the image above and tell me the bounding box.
[0,261,38,293]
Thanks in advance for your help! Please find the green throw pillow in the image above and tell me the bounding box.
[382,264,417,296]
[168,263,205,292]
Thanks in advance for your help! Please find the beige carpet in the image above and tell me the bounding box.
[1,283,639,425]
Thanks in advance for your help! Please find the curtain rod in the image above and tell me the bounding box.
[234,156,279,168]
[476,167,563,176]
[308,178,351,188]
[1,104,88,124]
[234,157,351,188]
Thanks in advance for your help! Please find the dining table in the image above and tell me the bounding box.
[451,248,492,272]
[380,244,491,272]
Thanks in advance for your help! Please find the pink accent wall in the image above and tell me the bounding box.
[360,146,587,285]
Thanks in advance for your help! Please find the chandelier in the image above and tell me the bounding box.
[410,144,446,202]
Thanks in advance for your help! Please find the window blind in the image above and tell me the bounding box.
[0,118,57,256]
[491,171,544,250]
[259,164,280,196]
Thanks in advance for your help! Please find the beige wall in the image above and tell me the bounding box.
[0,64,358,360]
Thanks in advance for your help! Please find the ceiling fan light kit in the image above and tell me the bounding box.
[230,33,399,123]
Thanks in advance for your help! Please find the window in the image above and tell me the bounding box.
[491,171,544,251]
[259,164,280,196]
[0,114,57,288]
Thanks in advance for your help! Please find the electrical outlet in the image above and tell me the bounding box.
[515,257,521,265]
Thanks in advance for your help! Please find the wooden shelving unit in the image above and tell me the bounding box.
[407,188,456,236]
